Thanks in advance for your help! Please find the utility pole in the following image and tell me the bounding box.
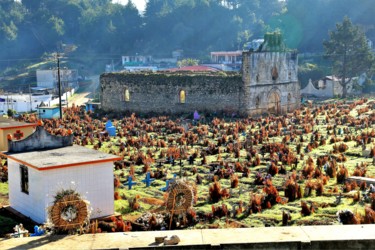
[57,53,62,119]
[29,84,32,112]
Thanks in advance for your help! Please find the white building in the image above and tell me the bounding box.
[36,69,78,93]
[0,94,53,114]
[210,50,243,64]
[121,55,153,66]
[301,76,360,98]
[5,127,121,223]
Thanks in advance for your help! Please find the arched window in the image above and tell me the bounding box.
[179,90,186,104]
[271,66,279,81]
[256,74,260,82]
[287,93,292,102]
[124,88,130,102]
[255,96,260,108]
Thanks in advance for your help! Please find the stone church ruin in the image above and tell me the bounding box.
[100,33,300,116]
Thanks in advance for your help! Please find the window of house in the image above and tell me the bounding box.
[179,90,186,104]
[256,74,260,82]
[20,165,29,194]
[124,88,130,102]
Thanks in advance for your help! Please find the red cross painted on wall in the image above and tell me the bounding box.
[13,130,24,140]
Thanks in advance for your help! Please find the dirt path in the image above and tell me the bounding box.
[67,75,99,107]
[67,89,91,107]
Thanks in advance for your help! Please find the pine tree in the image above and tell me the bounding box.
[323,16,374,98]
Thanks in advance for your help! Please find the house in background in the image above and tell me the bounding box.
[301,76,360,98]
[0,117,36,151]
[122,55,153,66]
[208,51,242,71]
[0,93,53,115]
[36,69,78,94]
[37,104,60,119]
[4,125,121,223]
[210,50,243,65]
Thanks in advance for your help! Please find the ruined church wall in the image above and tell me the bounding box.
[100,73,244,115]
[242,51,300,115]
[247,82,300,116]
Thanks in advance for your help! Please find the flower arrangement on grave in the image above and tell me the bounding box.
[48,189,90,232]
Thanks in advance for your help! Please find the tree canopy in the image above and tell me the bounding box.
[0,0,374,74]
[324,16,374,97]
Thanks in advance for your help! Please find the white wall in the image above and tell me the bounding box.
[301,79,334,98]
[8,159,114,223]
[0,94,53,114]
[8,160,45,223]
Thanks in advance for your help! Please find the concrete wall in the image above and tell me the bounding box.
[301,79,334,98]
[38,107,60,119]
[8,160,45,222]
[0,126,35,152]
[8,126,73,153]
[100,73,244,115]
[8,160,114,223]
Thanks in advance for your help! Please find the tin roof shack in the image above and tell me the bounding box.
[0,117,36,152]
[4,126,121,223]
[37,106,61,119]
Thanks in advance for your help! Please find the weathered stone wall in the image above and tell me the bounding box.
[246,82,300,116]
[100,51,300,116]
[242,51,300,115]
[100,72,244,115]
[7,126,73,153]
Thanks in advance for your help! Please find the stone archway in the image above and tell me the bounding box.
[268,91,281,114]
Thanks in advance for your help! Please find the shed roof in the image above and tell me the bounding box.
[0,117,36,130]
[5,145,121,171]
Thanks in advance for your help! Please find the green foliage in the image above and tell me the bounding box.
[323,16,375,97]
[1,0,375,77]
[0,182,8,195]
[53,189,79,203]
[298,63,327,89]
[177,58,199,67]
[7,109,16,117]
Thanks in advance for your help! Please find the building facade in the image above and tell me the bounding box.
[101,34,300,116]
[36,69,78,94]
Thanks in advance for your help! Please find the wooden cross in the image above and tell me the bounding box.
[13,130,24,140]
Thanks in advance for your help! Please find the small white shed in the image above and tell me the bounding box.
[4,127,121,223]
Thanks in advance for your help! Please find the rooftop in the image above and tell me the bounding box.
[166,65,220,72]
[0,117,36,130]
[6,145,121,171]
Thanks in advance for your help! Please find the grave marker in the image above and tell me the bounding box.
[141,172,155,187]
[126,176,137,190]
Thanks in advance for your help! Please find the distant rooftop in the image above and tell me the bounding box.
[166,65,220,72]
[0,117,36,130]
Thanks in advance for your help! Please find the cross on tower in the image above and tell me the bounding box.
[13,130,24,140]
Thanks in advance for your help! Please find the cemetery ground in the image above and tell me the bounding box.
[2,96,375,235]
